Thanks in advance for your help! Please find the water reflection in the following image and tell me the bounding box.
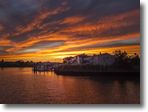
[0,67,140,104]
[1,67,4,71]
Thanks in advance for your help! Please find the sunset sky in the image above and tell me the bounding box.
[0,0,140,62]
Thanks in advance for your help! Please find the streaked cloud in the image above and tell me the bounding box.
[0,0,140,62]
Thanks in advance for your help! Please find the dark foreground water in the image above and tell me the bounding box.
[0,67,140,104]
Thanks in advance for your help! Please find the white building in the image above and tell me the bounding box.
[72,54,93,65]
[94,53,115,66]
[82,56,94,64]
[63,53,115,66]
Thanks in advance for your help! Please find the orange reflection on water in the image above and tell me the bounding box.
[0,68,140,104]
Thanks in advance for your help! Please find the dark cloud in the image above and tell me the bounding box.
[98,24,140,38]
[0,0,139,24]
[58,38,140,52]
[84,38,140,49]
[26,40,66,50]
[0,0,140,57]
[0,4,5,9]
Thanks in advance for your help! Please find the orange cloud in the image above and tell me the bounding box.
[0,44,140,62]
[0,39,13,46]
[61,9,139,35]
[6,33,69,53]
[35,32,139,54]
[0,33,10,39]
[1,7,140,62]
[48,45,140,60]
[6,9,139,53]
[61,1,68,6]
[61,16,86,24]
[14,5,70,36]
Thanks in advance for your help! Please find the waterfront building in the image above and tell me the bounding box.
[74,53,87,65]
[72,54,94,65]
[63,53,115,66]
[93,53,115,66]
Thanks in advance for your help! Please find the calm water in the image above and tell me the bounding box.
[0,67,140,104]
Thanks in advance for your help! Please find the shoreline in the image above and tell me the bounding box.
[54,70,140,77]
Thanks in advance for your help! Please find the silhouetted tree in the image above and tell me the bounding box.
[113,50,131,68]
[113,50,128,62]
[130,53,140,65]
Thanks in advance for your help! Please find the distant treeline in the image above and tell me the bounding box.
[0,60,34,67]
